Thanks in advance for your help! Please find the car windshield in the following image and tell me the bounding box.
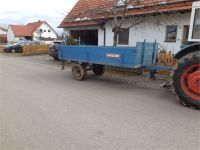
[54,42,62,44]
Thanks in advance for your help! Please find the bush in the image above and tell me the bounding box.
[65,36,77,45]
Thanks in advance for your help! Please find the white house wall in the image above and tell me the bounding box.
[102,12,191,54]
[33,23,57,42]
[98,28,104,46]
[7,26,15,43]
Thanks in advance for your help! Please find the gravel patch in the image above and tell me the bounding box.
[102,71,172,91]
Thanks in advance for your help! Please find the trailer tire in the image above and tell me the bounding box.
[172,51,200,109]
[92,65,105,76]
[72,64,87,81]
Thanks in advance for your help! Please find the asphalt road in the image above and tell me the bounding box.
[0,54,199,150]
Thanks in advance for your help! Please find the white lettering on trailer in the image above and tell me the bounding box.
[106,54,120,59]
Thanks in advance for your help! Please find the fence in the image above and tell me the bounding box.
[23,45,49,56]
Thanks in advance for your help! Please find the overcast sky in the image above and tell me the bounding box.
[0,0,78,33]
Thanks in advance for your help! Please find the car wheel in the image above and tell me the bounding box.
[53,57,59,61]
[11,49,16,53]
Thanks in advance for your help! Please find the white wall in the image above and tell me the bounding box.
[7,26,15,43]
[103,12,191,54]
[98,28,104,46]
[33,22,57,42]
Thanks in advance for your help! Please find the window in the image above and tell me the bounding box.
[192,8,200,39]
[165,25,178,42]
[39,29,43,33]
[117,0,129,6]
[118,28,129,45]
[44,30,46,32]
[48,30,50,32]
[182,25,189,44]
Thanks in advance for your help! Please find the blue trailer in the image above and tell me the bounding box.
[58,41,171,80]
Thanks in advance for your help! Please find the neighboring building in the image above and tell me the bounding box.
[0,26,8,43]
[7,25,33,43]
[7,20,58,44]
[27,20,58,44]
[59,0,193,54]
[0,26,7,34]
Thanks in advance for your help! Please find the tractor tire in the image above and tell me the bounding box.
[72,64,87,81]
[92,64,105,76]
[172,51,200,109]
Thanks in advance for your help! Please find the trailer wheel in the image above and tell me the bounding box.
[72,64,87,81]
[92,65,105,76]
[172,51,200,109]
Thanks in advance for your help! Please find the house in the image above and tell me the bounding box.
[0,26,8,43]
[0,26,7,35]
[27,20,58,44]
[59,0,193,54]
[7,20,58,44]
[7,25,33,43]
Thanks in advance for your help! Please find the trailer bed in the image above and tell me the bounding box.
[58,41,158,69]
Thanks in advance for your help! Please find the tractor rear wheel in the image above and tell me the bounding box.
[172,51,200,109]
[92,64,105,76]
[72,64,87,81]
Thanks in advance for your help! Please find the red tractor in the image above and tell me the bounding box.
[172,1,200,109]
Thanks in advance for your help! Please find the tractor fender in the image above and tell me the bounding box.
[175,43,200,59]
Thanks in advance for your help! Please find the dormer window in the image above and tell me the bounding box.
[117,0,129,6]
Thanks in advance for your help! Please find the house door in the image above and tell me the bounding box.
[182,25,189,44]
[71,30,98,45]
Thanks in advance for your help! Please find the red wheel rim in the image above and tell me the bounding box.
[180,64,200,101]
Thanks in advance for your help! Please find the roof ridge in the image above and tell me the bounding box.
[59,0,192,28]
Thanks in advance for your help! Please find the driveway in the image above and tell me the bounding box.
[0,54,199,150]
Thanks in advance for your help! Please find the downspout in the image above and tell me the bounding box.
[101,25,106,46]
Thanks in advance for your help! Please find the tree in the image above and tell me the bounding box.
[112,0,128,46]
[112,0,146,46]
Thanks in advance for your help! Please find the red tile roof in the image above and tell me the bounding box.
[59,0,192,28]
[27,20,44,33]
[10,20,46,37]
[10,25,32,37]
